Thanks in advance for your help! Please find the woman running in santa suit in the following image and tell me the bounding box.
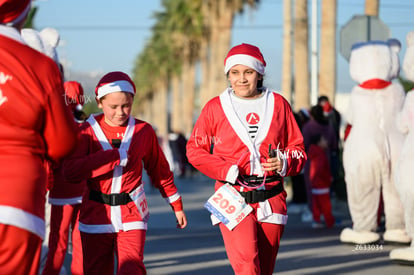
[187,43,306,275]
[62,71,187,275]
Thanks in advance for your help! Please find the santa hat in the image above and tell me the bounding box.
[224,43,266,75]
[64,81,84,110]
[95,71,136,100]
[0,0,31,25]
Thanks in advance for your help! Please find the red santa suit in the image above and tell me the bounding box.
[187,88,306,275]
[308,144,334,228]
[0,14,78,275]
[63,113,183,274]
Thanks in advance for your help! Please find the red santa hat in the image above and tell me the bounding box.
[224,43,266,75]
[95,71,136,100]
[64,81,84,110]
[0,0,31,25]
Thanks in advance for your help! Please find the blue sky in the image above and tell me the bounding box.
[34,0,414,94]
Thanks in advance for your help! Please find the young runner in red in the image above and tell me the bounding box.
[187,43,306,275]
[63,71,187,275]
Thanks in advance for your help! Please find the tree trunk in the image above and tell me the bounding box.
[199,38,211,109]
[282,0,293,104]
[150,92,158,128]
[199,1,212,109]
[319,0,337,104]
[208,0,232,101]
[158,80,168,137]
[181,61,196,136]
[170,74,182,133]
[365,0,379,16]
[293,0,310,110]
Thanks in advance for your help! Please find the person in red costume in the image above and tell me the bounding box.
[0,1,78,274]
[308,134,335,229]
[63,80,87,122]
[63,71,187,275]
[42,81,86,275]
[186,43,306,275]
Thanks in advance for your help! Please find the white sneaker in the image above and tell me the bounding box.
[288,203,305,214]
[390,246,414,265]
[339,227,380,244]
[301,208,313,223]
[383,229,412,245]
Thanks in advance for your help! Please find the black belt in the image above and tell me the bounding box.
[220,174,282,187]
[238,174,282,185]
[239,183,284,204]
[89,189,132,206]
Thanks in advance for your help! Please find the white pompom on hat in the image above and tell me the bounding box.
[95,71,136,100]
[21,27,60,65]
[224,43,266,75]
[64,81,84,110]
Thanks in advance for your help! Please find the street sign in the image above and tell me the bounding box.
[340,15,390,61]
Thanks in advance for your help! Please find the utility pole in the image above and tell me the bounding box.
[311,0,318,106]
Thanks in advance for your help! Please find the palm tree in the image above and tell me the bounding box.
[205,0,260,106]
[132,0,261,136]
[282,0,293,103]
[157,0,204,136]
[319,0,337,104]
[293,0,310,110]
[23,6,37,28]
[132,29,172,137]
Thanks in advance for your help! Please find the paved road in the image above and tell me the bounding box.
[59,173,413,274]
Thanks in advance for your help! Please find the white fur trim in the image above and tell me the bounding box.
[311,188,330,195]
[165,192,181,204]
[87,115,137,232]
[0,205,45,239]
[224,54,265,75]
[48,196,82,205]
[96,80,135,99]
[257,212,288,225]
[225,165,239,184]
[277,152,287,177]
[219,88,274,176]
[118,148,128,167]
[79,221,147,233]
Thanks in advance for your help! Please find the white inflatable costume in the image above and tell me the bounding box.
[340,39,410,245]
[390,31,414,264]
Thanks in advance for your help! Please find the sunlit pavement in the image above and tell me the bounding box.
[62,173,413,274]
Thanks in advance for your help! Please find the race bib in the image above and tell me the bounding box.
[129,184,149,222]
[204,184,253,230]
